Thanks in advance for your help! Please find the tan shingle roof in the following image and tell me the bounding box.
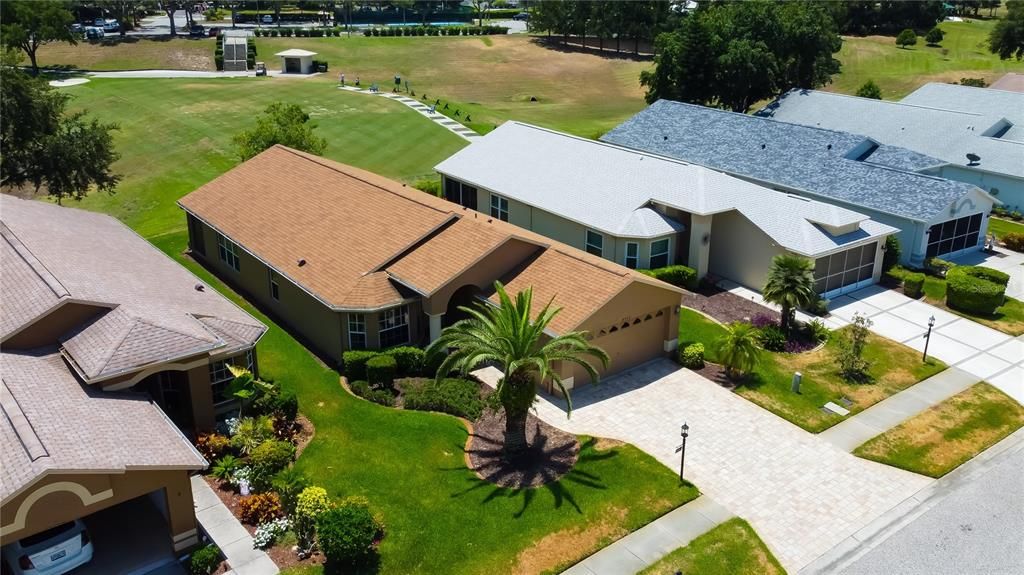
[1,348,207,503]
[179,146,681,331]
[0,196,266,381]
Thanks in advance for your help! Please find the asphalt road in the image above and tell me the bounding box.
[842,444,1024,575]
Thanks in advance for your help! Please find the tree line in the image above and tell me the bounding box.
[528,1,678,55]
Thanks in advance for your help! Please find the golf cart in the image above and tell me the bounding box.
[255,62,267,76]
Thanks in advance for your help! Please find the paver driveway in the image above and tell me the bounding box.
[477,361,931,573]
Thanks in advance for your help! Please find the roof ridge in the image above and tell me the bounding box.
[0,222,71,299]
[0,379,49,462]
[796,88,989,118]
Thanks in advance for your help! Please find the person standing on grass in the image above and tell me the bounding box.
[339,72,345,86]
[355,75,360,87]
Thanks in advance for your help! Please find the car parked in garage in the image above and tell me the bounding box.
[1,520,93,575]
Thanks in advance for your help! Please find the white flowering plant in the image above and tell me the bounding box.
[230,466,252,488]
[253,517,291,549]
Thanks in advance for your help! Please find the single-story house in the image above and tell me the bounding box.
[435,122,898,300]
[0,196,256,567]
[178,145,686,389]
[602,100,998,268]
[759,84,1024,211]
[275,48,317,74]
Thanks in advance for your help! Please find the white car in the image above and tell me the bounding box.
[262,14,273,24]
[1,520,93,575]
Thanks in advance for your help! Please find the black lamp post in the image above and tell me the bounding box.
[922,315,936,362]
[675,422,689,482]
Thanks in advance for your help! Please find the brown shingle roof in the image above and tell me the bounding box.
[0,196,266,381]
[1,348,207,503]
[179,146,681,331]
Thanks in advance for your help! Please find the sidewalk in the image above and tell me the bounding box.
[818,367,978,452]
[191,476,278,575]
[339,85,480,141]
[561,496,735,575]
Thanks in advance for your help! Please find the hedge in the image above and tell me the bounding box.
[350,380,395,406]
[902,272,925,299]
[639,265,698,290]
[402,378,484,420]
[946,266,1008,315]
[342,350,379,381]
[385,346,425,376]
[1004,232,1024,252]
[316,499,383,567]
[679,343,704,369]
[366,354,397,388]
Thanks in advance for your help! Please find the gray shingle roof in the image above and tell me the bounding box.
[1,348,207,503]
[602,100,981,222]
[0,196,266,381]
[436,122,896,257]
[759,88,1024,179]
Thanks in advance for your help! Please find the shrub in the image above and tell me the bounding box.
[679,343,705,369]
[295,486,333,552]
[250,440,295,475]
[210,454,242,482]
[272,467,310,515]
[239,492,283,525]
[253,517,290,549]
[253,389,299,421]
[924,257,954,277]
[896,28,917,48]
[343,350,379,380]
[366,354,397,387]
[402,378,484,419]
[805,296,829,317]
[414,179,441,196]
[946,266,1008,315]
[902,272,926,299]
[1003,232,1024,252]
[189,544,221,575]
[837,314,873,382]
[350,380,396,406]
[638,265,698,290]
[230,416,275,455]
[855,79,882,99]
[925,26,944,45]
[806,319,830,343]
[750,313,777,329]
[386,346,426,376]
[757,324,787,352]
[316,499,384,567]
[882,235,901,272]
[196,433,231,461]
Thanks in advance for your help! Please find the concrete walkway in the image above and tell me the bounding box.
[561,496,735,575]
[339,85,480,141]
[191,476,278,575]
[818,367,979,452]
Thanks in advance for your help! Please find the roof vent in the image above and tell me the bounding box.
[194,283,205,292]
[826,144,832,151]
[760,143,766,150]
[966,153,981,165]
[663,135,668,141]
[297,259,307,267]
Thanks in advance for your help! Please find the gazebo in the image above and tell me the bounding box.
[274,48,318,74]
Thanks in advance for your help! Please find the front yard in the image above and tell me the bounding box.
[637,518,786,575]
[888,266,1024,336]
[153,231,699,575]
[854,382,1024,477]
[679,308,947,433]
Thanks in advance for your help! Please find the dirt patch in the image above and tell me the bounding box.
[681,286,780,325]
[292,413,315,459]
[509,507,628,575]
[593,437,625,451]
[467,409,579,488]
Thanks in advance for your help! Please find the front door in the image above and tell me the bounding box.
[285,57,301,73]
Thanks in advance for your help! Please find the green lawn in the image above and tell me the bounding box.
[57,77,466,238]
[637,518,786,575]
[830,18,1024,99]
[888,266,1024,335]
[854,382,1024,477]
[989,217,1024,239]
[151,230,698,575]
[679,309,947,433]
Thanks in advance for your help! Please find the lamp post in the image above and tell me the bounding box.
[675,422,689,482]
[922,315,936,362]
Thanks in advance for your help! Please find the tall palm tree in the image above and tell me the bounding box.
[426,282,609,458]
[763,254,817,334]
[713,322,760,379]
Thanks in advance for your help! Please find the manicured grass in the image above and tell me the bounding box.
[830,19,1024,99]
[989,217,1024,240]
[152,230,699,575]
[57,77,466,238]
[679,309,947,433]
[637,518,786,575]
[37,36,215,71]
[854,382,1024,477]
[888,266,1024,335]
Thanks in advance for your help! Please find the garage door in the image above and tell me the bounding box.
[571,309,669,386]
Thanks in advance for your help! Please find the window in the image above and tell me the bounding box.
[268,269,280,301]
[625,242,639,269]
[217,233,240,272]
[813,242,877,297]
[442,178,478,210]
[490,194,509,222]
[187,214,206,256]
[209,350,255,404]
[925,213,982,259]
[649,238,670,268]
[378,305,409,348]
[585,230,604,257]
[348,314,366,349]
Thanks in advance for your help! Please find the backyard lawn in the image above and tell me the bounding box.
[679,308,947,433]
[888,266,1024,336]
[989,217,1024,239]
[55,77,466,238]
[854,382,1024,477]
[151,230,699,575]
[637,518,786,575]
[829,18,1024,98]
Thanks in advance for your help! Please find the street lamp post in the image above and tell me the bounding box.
[922,315,936,362]
[675,422,689,482]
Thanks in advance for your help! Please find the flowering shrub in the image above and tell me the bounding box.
[253,517,291,549]
[294,486,333,552]
[751,314,778,329]
[196,433,231,461]
[239,492,283,525]
[216,417,241,437]
[783,339,817,353]
[231,466,252,488]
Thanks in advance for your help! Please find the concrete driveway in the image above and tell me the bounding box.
[477,361,931,572]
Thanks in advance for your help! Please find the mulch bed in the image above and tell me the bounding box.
[466,409,579,489]
[681,285,780,325]
[693,361,738,390]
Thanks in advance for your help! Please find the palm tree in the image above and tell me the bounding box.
[713,322,760,379]
[762,254,817,334]
[425,282,609,459]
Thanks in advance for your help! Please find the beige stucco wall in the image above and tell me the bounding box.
[707,210,787,290]
[423,238,542,316]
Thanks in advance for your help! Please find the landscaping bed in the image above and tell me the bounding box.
[467,409,579,488]
[680,285,781,325]
[637,518,785,575]
[854,382,1024,477]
